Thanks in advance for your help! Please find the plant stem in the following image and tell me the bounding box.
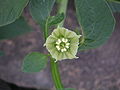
[58,0,68,27]
[44,18,49,40]
[49,0,68,90]
[43,0,68,90]
[50,58,64,89]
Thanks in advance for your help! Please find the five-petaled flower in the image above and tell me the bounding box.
[44,27,81,62]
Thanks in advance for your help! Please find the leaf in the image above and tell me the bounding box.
[22,52,48,72]
[108,2,120,12]
[29,0,55,29]
[0,0,29,27]
[75,0,115,50]
[0,17,32,40]
[48,13,64,27]
[108,0,120,3]
[0,51,4,56]
[58,88,76,90]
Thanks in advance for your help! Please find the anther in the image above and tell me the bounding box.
[56,46,60,51]
[63,48,67,51]
[66,43,70,46]
[58,39,61,43]
[62,38,68,43]
[62,38,65,42]
[65,45,69,49]
[56,39,61,45]
[61,49,64,52]
[64,39,68,43]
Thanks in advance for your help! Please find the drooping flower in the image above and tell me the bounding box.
[44,27,81,62]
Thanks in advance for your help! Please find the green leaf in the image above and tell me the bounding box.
[108,0,120,3]
[29,0,55,29]
[75,0,115,50]
[0,17,32,40]
[0,0,29,27]
[0,51,4,56]
[48,13,64,27]
[22,52,48,72]
[108,2,120,12]
[58,88,76,90]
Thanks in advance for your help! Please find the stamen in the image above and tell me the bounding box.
[65,45,69,49]
[56,46,60,50]
[62,38,65,42]
[66,43,70,46]
[63,48,67,51]
[56,38,70,52]
[64,39,68,43]
[58,39,61,43]
[61,49,64,52]
[56,39,61,45]
[61,48,67,52]
[56,42,59,45]
[62,38,68,43]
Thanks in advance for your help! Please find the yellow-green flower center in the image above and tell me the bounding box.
[55,38,70,52]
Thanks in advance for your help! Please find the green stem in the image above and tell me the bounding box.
[50,58,64,89]
[44,18,49,40]
[58,0,68,27]
[43,0,68,90]
[49,0,68,89]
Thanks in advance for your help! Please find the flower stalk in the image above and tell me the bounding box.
[57,0,68,27]
[49,0,68,89]
[44,0,69,90]
[50,57,64,89]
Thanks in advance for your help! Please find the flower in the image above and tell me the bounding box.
[44,27,81,62]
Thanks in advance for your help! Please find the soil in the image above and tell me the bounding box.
[0,0,120,90]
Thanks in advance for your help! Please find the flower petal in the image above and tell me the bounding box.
[69,44,78,55]
[51,50,59,60]
[44,27,81,61]
[65,51,77,59]
[70,37,79,44]
[45,35,57,44]
[52,28,60,38]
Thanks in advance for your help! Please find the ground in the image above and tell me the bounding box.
[0,0,120,90]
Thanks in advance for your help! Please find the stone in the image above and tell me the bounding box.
[0,1,120,90]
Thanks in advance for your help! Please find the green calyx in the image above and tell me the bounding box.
[44,27,81,62]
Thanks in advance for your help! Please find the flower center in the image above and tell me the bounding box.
[55,38,70,52]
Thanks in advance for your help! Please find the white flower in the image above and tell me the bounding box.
[44,27,81,61]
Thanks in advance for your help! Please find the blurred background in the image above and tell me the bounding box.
[0,0,120,90]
